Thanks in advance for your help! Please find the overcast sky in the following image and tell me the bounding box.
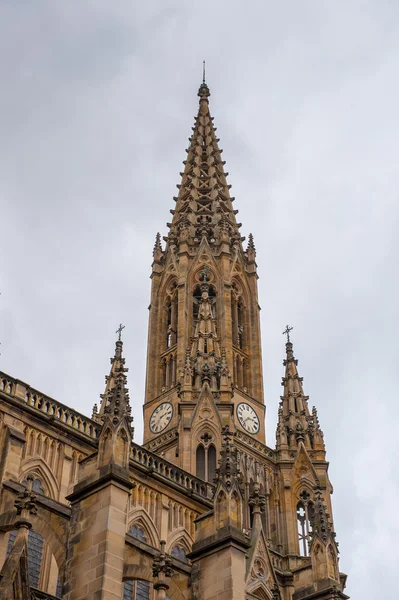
[1,2,398,597]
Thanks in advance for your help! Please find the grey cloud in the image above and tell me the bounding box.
[1,2,398,597]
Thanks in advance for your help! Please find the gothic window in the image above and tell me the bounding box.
[193,285,202,324]
[196,444,205,480]
[56,573,63,598]
[6,528,45,588]
[22,477,44,494]
[208,444,216,482]
[165,283,178,349]
[296,491,313,557]
[196,439,216,482]
[162,359,167,389]
[237,301,244,349]
[123,580,151,600]
[171,544,189,563]
[128,524,148,542]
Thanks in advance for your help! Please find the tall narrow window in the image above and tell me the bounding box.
[196,445,205,480]
[161,359,167,390]
[296,493,313,557]
[231,291,238,345]
[196,440,216,482]
[56,573,63,598]
[166,300,172,348]
[237,302,244,349]
[165,284,178,349]
[208,444,216,482]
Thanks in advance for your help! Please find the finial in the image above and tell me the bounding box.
[116,323,125,342]
[198,62,210,100]
[153,232,163,256]
[248,233,255,248]
[282,325,293,343]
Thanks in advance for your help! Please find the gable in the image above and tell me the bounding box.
[246,529,278,594]
[191,382,223,438]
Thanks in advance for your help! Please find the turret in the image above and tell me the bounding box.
[97,330,134,469]
[276,331,325,460]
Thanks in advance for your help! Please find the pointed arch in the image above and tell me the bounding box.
[0,508,66,577]
[19,457,59,500]
[127,508,160,548]
[327,543,338,580]
[166,526,193,553]
[230,490,242,528]
[99,427,113,466]
[313,542,327,580]
[246,581,272,600]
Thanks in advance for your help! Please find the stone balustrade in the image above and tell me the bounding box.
[0,371,99,441]
[131,443,214,501]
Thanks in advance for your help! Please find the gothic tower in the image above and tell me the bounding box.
[144,80,265,476]
[142,78,348,599]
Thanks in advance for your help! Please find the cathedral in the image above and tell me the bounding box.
[0,79,349,600]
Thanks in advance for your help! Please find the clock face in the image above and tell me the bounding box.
[150,402,173,434]
[237,403,260,435]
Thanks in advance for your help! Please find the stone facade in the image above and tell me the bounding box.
[0,80,349,600]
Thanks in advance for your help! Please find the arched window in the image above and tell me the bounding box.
[128,524,148,542]
[161,359,167,390]
[193,285,202,325]
[237,301,245,349]
[171,544,189,563]
[22,477,44,494]
[208,444,216,482]
[165,284,178,349]
[56,574,63,598]
[6,528,44,588]
[196,440,217,483]
[296,491,313,557]
[196,445,205,480]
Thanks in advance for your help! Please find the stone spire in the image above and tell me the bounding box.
[98,336,133,438]
[165,80,243,250]
[276,337,325,457]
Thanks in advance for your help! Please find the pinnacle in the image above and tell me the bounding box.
[309,485,336,547]
[276,335,325,454]
[247,233,256,253]
[153,232,163,256]
[214,427,242,491]
[98,336,134,436]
